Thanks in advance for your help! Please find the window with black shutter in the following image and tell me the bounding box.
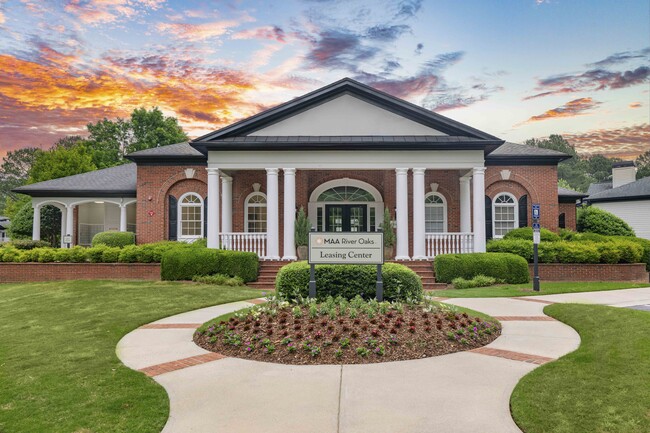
[168,195,177,241]
[518,195,528,228]
[485,195,493,240]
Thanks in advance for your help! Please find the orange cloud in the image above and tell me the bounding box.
[526,97,601,123]
[0,10,5,25]
[64,0,164,25]
[564,123,650,159]
[629,101,642,108]
[157,17,254,41]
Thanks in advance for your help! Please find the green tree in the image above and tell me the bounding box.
[0,147,39,213]
[636,149,650,179]
[29,145,96,183]
[526,135,591,192]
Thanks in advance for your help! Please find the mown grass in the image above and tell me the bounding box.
[511,303,650,433]
[0,280,260,433]
[433,281,648,298]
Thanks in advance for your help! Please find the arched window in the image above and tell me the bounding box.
[493,193,518,238]
[178,193,203,239]
[425,192,447,233]
[245,192,267,233]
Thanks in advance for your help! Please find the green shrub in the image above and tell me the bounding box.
[597,243,622,264]
[91,231,136,247]
[68,246,87,263]
[487,239,533,262]
[35,248,56,263]
[295,207,310,247]
[192,274,245,286]
[10,239,51,250]
[161,248,259,282]
[54,248,73,263]
[275,261,423,302]
[0,246,21,262]
[101,247,121,263]
[118,245,139,263]
[611,236,650,270]
[610,240,643,264]
[558,229,578,241]
[434,252,529,284]
[18,248,38,262]
[382,208,396,247]
[86,245,106,263]
[577,206,635,237]
[555,241,600,264]
[574,232,609,243]
[538,242,560,263]
[503,227,561,242]
[452,274,498,290]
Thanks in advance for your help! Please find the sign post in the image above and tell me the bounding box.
[532,205,541,292]
[63,234,72,249]
[308,230,384,300]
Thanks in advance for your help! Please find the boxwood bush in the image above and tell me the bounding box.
[503,227,561,242]
[9,240,51,250]
[577,206,635,237]
[161,248,258,282]
[275,261,423,302]
[434,252,530,284]
[91,231,136,247]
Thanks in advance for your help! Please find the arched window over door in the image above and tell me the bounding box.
[178,193,203,239]
[424,192,447,233]
[245,192,267,232]
[492,193,518,238]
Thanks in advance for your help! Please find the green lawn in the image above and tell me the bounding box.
[511,304,650,433]
[0,280,260,433]
[432,281,649,298]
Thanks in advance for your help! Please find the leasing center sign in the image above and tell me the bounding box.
[308,232,384,265]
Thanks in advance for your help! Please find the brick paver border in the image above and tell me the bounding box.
[139,352,227,377]
[248,298,267,305]
[493,316,556,321]
[139,323,203,329]
[470,347,554,365]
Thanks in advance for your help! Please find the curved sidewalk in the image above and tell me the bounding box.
[115,288,649,433]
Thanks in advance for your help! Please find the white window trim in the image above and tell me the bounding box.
[178,192,204,240]
[424,192,448,233]
[244,191,267,233]
[492,192,518,239]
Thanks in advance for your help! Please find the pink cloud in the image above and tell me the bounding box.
[232,26,286,42]
[156,17,253,41]
[525,97,601,122]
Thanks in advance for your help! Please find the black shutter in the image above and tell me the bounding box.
[203,196,208,238]
[518,195,528,228]
[559,213,566,229]
[168,195,177,241]
[485,195,493,240]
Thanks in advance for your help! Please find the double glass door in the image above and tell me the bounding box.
[325,205,367,232]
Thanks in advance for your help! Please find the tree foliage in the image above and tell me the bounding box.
[0,147,39,213]
[636,149,650,180]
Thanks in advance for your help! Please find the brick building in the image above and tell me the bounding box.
[15,78,580,259]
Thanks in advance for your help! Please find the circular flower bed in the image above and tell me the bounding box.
[194,296,501,365]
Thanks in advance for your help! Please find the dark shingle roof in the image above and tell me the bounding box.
[587,176,650,203]
[126,142,205,163]
[13,164,136,197]
[586,181,612,196]
[558,187,587,203]
[486,142,570,165]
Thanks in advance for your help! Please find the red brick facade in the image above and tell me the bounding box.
[128,163,570,256]
[0,263,160,283]
[530,263,649,282]
[559,202,578,231]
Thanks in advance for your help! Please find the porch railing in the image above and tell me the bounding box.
[78,223,104,246]
[220,232,267,257]
[425,232,474,258]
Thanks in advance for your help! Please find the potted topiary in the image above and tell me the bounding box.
[295,206,310,260]
[382,207,396,260]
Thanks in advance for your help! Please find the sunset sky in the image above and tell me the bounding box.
[0,0,648,160]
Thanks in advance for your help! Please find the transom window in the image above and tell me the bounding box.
[425,193,447,233]
[493,193,518,238]
[179,193,203,238]
[317,186,374,202]
[245,193,267,233]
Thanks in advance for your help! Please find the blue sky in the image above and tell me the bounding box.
[0,0,648,158]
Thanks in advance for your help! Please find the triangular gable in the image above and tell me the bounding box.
[194,78,500,142]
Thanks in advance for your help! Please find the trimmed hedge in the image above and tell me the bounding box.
[452,274,498,290]
[577,206,635,237]
[160,248,258,282]
[91,231,136,247]
[504,227,561,242]
[434,252,530,284]
[275,261,423,302]
[8,240,51,250]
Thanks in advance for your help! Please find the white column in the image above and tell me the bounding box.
[412,168,426,260]
[460,176,472,233]
[119,205,127,232]
[395,168,410,260]
[221,176,232,233]
[472,167,486,252]
[32,204,41,241]
[60,206,67,248]
[65,204,74,247]
[282,168,297,260]
[207,168,220,249]
[266,168,280,259]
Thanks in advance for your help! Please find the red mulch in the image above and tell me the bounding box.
[194,304,501,365]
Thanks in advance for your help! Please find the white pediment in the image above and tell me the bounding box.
[248,94,447,136]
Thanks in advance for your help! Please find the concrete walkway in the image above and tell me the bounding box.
[116,287,650,433]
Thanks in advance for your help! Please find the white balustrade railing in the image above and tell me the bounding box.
[220,232,267,257]
[425,232,474,258]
